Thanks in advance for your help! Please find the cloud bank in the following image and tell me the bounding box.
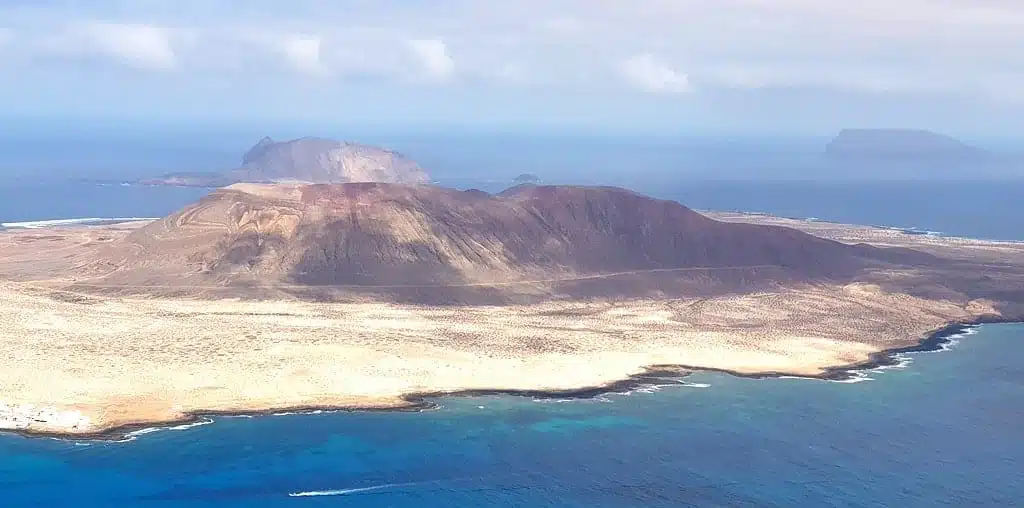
[0,0,1019,97]
[1,0,1022,131]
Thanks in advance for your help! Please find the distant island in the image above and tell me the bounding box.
[138,171,238,187]
[512,173,541,186]
[141,137,430,187]
[825,129,984,160]
[1,182,1022,437]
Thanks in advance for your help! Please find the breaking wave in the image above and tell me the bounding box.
[1,217,158,229]
[122,418,214,440]
[676,381,712,388]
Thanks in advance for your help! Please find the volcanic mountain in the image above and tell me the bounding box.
[233,137,429,184]
[83,183,931,302]
[141,137,430,187]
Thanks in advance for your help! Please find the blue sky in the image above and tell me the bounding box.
[2,0,1023,136]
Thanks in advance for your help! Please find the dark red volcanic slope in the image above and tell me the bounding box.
[491,185,868,275]
[102,183,923,301]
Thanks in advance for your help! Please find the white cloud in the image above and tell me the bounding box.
[1,0,1023,99]
[76,22,177,71]
[619,53,690,93]
[408,38,454,81]
[280,35,327,75]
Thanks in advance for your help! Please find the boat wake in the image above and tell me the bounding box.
[289,482,417,497]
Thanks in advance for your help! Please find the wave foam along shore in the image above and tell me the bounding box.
[122,418,214,440]
[0,217,158,229]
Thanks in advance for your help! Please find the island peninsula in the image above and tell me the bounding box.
[1,183,1022,437]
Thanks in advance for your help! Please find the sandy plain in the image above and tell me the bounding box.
[0,218,1020,437]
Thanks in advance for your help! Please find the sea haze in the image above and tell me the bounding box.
[4,132,1021,236]
[1,131,1022,182]
[2,179,1023,242]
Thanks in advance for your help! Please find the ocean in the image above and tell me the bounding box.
[2,324,1022,507]
[1,179,1022,507]
[3,179,1023,241]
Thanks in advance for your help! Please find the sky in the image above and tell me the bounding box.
[2,0,1024,136]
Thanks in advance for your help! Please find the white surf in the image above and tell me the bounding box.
[1,217,158,229]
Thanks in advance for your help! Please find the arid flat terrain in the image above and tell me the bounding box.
[1,185,1023,437]
[0,264,995,436]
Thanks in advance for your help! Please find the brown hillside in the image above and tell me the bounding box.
[88,183,921,301]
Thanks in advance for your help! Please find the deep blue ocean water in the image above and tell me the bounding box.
[2,324,1022,507]
[1,180,1023,507]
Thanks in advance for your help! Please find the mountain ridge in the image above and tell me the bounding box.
[78,182,935,302]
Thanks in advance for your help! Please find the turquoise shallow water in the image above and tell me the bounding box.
[2,324,1022,507]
